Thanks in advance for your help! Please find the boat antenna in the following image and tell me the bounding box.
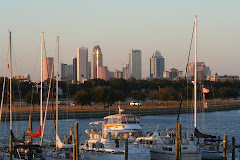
[176,17,196,124]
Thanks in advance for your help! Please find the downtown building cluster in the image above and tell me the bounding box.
[15,46,231,83]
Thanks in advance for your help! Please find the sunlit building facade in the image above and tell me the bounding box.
[98,66,109,81]
[43,57,54,81]
[129,49,141,80]
[150,50,164,78]
[91,45,103,79]
[77,47,88,83]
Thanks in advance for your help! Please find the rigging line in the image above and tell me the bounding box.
[176,20,195,124]
[0,37,10,122]
[41,63,54,145]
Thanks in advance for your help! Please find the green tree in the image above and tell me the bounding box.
[131,90,147,102]
[218,87,239,102]
[159,87,178,106]
[73,90,91,106]
[148,90,160,105]
[25,91,41,105]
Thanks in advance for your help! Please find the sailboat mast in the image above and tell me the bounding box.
[9,31,12,132]
[194,16,197,128]
[56,36,59,147]
[41,32,43,132]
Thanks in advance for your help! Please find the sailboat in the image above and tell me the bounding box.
[135,17,203,160]
[43,35,76,160]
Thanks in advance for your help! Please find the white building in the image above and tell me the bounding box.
[77,47,88,83]
[150,50,164,78]
[91,45,103,79]
[129,49,142,80]
[43,57,54,81]
[122,63,129,80]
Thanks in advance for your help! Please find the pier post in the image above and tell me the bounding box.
[64,135,67,144]
[29,115,32,131]
[22,131,25,141]
[175,123,181,160]
[27,128,32,144]
[75,122,79,160]
[125,138,128,160]
[9,135,13,160]
[223,134,227,160]
[232,137,235,160]
[70,127,73,142]
[73,138,76,160]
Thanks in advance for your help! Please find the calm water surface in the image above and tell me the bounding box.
[1,110,240,146]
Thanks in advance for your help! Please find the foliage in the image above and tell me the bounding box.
[131,90,147,102]
[218,87,239,100]
[73,90,91,106]
[25,91,41,105]
[159,87,179,106]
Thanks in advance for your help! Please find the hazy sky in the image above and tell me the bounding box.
[0,1,240,81]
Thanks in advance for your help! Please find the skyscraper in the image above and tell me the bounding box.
[61,63,73,82]
[77,47,88,83]
[91,45,103,79]
[72,57,77,83]
[122,63,129,80]
[186,62,211,80]
[129,49,141,80]
[43,57,54,81]
[150,50,164,78]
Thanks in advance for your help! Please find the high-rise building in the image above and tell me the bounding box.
[91,45,103,79]
[98,66,109,81]
[72,57,77,83]
[129,49,142,80]
[122,63,129,80]
[77,47,88,83]
[163,68,183,80]
[186,62,211,80]
[88,62,91,79]
[114,70,123,79]
[13,74,30,82]
[43,57,54,81]
[150,50,164,78]
[61,63,73,82]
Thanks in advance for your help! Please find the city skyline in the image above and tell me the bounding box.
[0,1,240,81]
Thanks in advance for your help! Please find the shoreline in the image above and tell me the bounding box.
[1,103,240,121]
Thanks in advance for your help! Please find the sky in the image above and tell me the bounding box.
[0,0,240,81]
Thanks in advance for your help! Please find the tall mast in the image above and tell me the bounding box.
[96,49,99,79]
[56,35,59,148]
[9,31,12,132]
[194,16,197,128]
[41,32,43,133]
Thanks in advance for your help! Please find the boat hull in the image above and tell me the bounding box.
[150,150,202,160]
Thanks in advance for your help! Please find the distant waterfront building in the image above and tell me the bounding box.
[77,47,88,83]
[150,50,164,78]
[91,45,103,79]
[43,57,54,81]
[210,73,239,82]
[122,63,129,80]
[13,74,30,82]
[88,62,91,79]
[163,68,183,80]
[72,57,77,83]
[186,62,211,80]
[129,49,142,80]
[98,66,109,81]
[61,63,73,82]
[109,71,114,80]
[114,70,123,79]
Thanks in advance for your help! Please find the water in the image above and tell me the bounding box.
[1,109,240,148]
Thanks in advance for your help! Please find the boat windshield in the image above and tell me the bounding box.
[121,116,140,124]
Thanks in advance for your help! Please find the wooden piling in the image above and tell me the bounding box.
[73,138,76,160]
[29,115,32,131]
[175,123,181,160]
[75,122,79,160]
[64,135,67,144]
[223,134,227,160]
[9,135,13,160]
[27,128,32,144]
[232,137,235,160]
[125,138,128,160]
[22,131,25,141]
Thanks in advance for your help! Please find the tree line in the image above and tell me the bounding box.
[0,77,239,106]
